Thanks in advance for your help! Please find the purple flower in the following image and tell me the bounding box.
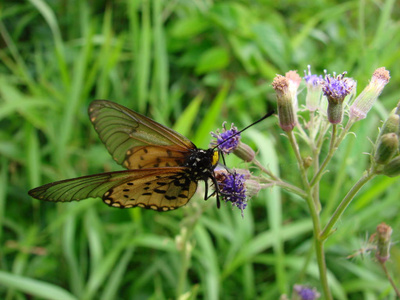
[322,72,354,104]
[304,74,323,86]
[211,122,241,154]
[322,72,354,124]
[215,170,248,216]
[304,65,323,111]
[304,65,323,87]
[293,285,320,300]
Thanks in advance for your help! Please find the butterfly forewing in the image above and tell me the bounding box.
[124,145,188,169]
[88,100,195,167]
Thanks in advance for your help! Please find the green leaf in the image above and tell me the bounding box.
[169,16,209,38]
[0,271,77,300]
[195,47,230,74]
[173,93,204,136]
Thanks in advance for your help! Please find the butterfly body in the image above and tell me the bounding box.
[183,148,219,180]
[28,100,220,211]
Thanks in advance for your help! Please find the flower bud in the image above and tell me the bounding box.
[286,70,302,112]
[374,133,399,165]
[375,222,392,263]
[233,142,256,162]
[350,67,390,120]
[244,179,261,198]
[303,156,313,169]
[379,112,400,138]
[272,75,296,131]
[395,100,400,115]
[382,156,400,177]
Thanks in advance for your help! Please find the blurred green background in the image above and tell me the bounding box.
[1,0,400,299]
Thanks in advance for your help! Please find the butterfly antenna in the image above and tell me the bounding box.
[212,110,274,150]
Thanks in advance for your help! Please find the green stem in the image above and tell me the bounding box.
[310,119,356,187]
[287,129,332,298]
[380,263,400,298]
[259,180,308,199]
[287,131,309,189]
[304,193,332,299]
[253,158,280,181]
[320,170,376,240]
[310,124,337,187]
[314,235,331,299]
[176,229,191,298]
[176,208,203,298]
[253,158,308,199]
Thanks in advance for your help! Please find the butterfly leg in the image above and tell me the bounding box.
[205,175,221,208]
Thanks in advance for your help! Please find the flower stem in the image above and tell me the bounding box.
[320,170,376,240]
[288,129,332,298]
[259,180,308,199]
[310,119,356,187]
[314,236,332,299]
[287,131,310,189]
[252,158,280,181]
[303,193,332,300]
[310,124,337,187]
[379,262,400,298]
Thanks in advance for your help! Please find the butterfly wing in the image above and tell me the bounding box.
[103,170,197,211]
[28,168,197,211]
[88,100,195,168]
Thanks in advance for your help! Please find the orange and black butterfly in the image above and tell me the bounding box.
[28,100,222,211]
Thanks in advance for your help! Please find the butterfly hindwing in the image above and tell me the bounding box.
[28,170,135,202]
[28,168,197,211]
[104,172,198,211]
[88,100,195,168]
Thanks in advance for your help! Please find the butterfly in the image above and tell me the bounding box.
[28,100,222,211]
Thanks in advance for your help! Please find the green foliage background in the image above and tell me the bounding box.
[1,0,400,299]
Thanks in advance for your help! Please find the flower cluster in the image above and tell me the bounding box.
[210,66,398,223]
[207,65,400,298]
[271,66,391,127]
